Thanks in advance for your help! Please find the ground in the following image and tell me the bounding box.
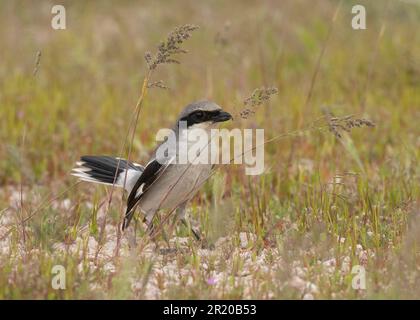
[0,0,419,299]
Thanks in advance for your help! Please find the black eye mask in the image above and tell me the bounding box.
[179,110,222,127]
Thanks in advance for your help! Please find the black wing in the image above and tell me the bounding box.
[122,159,167,230]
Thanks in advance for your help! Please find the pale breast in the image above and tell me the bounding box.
[138,163,212,216]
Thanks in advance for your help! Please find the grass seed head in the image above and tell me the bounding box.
[240,86,278,119]
[146,24,199,70]
[147,80,169,90]
[239,108,256,119]
[327,115,375,139]
[244,87,278,108]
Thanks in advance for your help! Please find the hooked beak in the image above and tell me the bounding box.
[213,110,233,123]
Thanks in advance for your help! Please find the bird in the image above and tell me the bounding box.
[71,100,232,240]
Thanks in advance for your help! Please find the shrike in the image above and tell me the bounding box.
[71,100,232,239]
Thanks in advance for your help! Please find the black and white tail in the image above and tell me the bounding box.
[71,156,144,193]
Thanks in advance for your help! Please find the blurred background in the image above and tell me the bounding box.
[1,0,418,183]
[0,0,419,299]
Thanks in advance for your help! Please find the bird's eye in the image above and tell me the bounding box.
[195,111,204,119]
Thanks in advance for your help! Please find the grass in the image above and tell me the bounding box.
[0,0,419,299]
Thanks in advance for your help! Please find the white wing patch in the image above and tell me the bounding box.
[135,183,145,198]
[116,169,142,193]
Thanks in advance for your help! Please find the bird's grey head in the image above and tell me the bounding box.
[177,100,232,128]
